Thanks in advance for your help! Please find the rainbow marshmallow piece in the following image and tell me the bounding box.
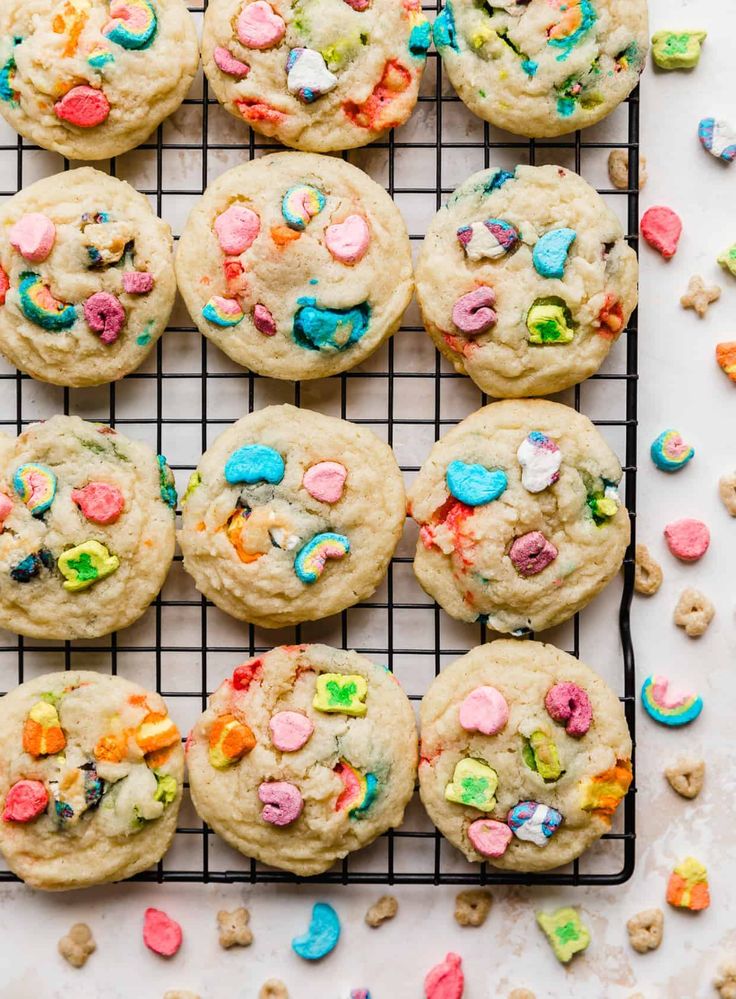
[13,463,57,517]
[104,0,158,50]
[641,674,703,727]
[294,531,350,583]
[334,760,378,817]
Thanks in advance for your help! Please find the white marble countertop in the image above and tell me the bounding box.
[1,0,734,996]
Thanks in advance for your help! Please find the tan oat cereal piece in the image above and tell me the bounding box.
[58,923,96,968]
[626,908,663,953]
[681,276,721,318]
[163,993,200,999]
[635,544,663,595]
[674,588,715,637]
[509,991,536,999]
[454,889,493,927]
[718,472,736,515]
[259,982,289,999]
[665,758,705,799]
[365,895,398,928]
[217,908,253,949]
[608,151,648,190]
[715,961,736,999]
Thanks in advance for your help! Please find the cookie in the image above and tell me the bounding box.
[0,670,183,890]
[0,168,176,387]
[418,640,632,872]
[178,404,405,628]
[201,0,429,152]
[434,0,648,139]
[408,399,630,635]
[0,415,176,639]
[175,152,413,380]
[0,0,199,161]
[415,164,639,398]
[186,644,418,876]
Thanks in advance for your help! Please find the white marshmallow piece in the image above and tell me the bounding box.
[512,804,555,847]
[517,433,562,493]
[286,48,337,103]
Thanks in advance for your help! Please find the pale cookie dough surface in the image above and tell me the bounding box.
[416,164,638,398]
[434,0,648,138]
[187,644,418,876]
[408,399,630,634]
[0,168,176,387]
[202,0,429,151]
[0,670,184,890]
[0,0,199,160]
[0,415,176,640]
[419,640,632,871]
[175,152,413,380]
[178,405,406,628]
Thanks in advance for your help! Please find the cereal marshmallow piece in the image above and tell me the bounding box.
[665,757,705,799]
[516,431,561,493]
[641,675,703,726]
[674,588,715,637]
[446,460,507,506]
[454,889,492,927]
[698,118,736,164]
[626,908,663,954]
[458,685,509,735]
[313,673,368,716]
[641,207,682,259]
[523,730,563,781]
[13,462,57,518]
[136,711,180,762]
[667,857,710,911]
[532,228,576,279]
[444,758,498,811]
[54,85,110,127]
[57,540,120,591]
[651,30,706,70]
[526,298,575,343]
[507,800,562,846]
[302,461,347,503]
[291,902,341,961]
[467,817,512,858]
[217,908,253,949]
[208,713,256,768]
[23,700,66,757]
[9,213,56,262]
[579,760,632,817]
[545,682,592,737]
[451,286,497,335]
[143,907,183,957]
[71,481,125,524]
[2,778,49,822]
[664,518,710,562]
[536,907,590,963]
[424,952,464,999]
[269,710,314,752]
[716,342,736,384]
[237,1,286,49]
[650,429,694,472]
[286,48,338,103]
[258,780,303,826]
[58,923,96,968]
[718,245,736,277]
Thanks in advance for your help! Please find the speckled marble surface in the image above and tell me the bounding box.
[0,0,734,996]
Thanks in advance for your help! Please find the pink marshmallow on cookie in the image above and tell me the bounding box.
[2,779,48,823]
[213,46,250,78]
[122,272,154,294]
[236,1,286,49]
[9,213,56,263]
[545,681,592,737]
[54,85,110,128]
[71,481,125,525]
[269,710,314,752]
[258,780,303,826]
[664,518,710,562]
[302,461,347,503]
[458,685,509,735]
[0,492,12,531]
[214,204,260,255]
[467,817,512,858]
[324,215,370,265]
[253,303,276,335]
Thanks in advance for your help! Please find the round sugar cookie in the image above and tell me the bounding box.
[175,152,414,380]
[407,398,630,635]
[0,168,176,387]
[201,0,430,151]
[0,415,176,639]
[433,0,648,138]
[415,164,639,398]
[178,405,406,628]
[0,670,184,890]
[0,0,199,161]
[418,640,632,871]
[187,644,418,876]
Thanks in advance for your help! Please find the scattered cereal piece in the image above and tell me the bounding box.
[680,275,721,317]
[641,206,682,259]
[509,992,536,999]
[635,543,663,595]
[217,908,252,949]
[650,429,694,472]
[674,588,715,637]
[58,923,96,968]
[698,118,736,163]
[607,150,648,190]
[454,889,492,927]
[718,245,736,277]
[291,902,340,961]
[714,961,736,999]
[536,907,590,963]
[665,757,705,799]
[365,895,398,928]
[664,518,710,562]
[667,857,710,911]
[424,952,464,999]
[259,983,288,999]
[143,907,182,957]
[719,472,736,515]
[651,30,706,70]
[716,342,736,383]
[163,992,200,999]
[641,674,703,726]
[626,908,663,953]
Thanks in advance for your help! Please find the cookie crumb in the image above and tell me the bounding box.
[715,960,736,999]
[626,907,663,953]
[58,923,96,968]
[719,472,736,515]
[674,588,715,637]
[217,908,253,949]
[608,150,647,190]
[635,543,663,595]
[259,980,289,999]
[681,275,721,318]
[454,889,492,927]
[665,758,705,799]
[365,895,398,928]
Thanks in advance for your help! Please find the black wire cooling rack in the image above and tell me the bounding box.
[0,1,639,886]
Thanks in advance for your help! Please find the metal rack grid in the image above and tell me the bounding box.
[0,1,639,886]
